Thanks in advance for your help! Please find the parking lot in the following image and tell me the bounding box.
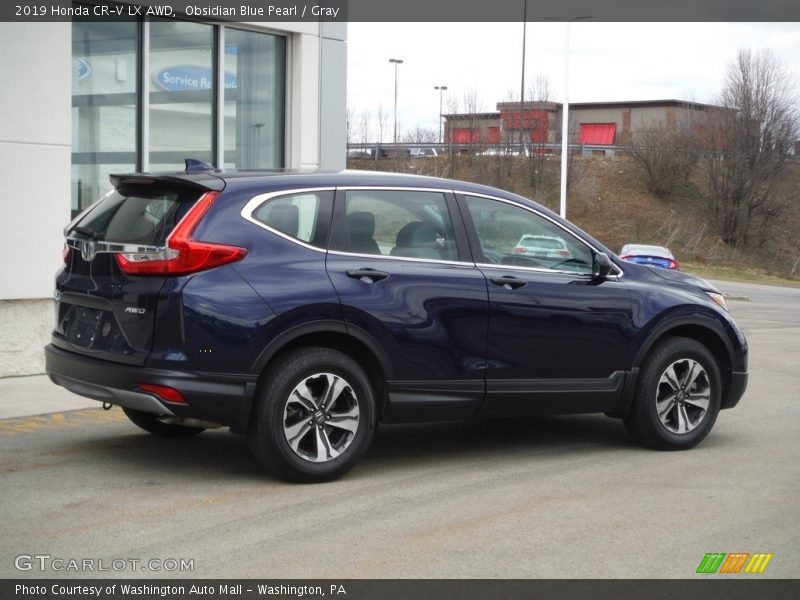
[1,279,798,579]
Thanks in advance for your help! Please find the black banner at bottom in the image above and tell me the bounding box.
[4,579,800,600]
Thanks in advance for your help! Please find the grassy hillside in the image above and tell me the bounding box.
[348,154,800,283]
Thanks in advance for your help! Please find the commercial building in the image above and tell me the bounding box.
[0,8,347,376]
[444,99,715,149]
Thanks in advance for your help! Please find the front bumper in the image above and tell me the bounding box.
[45,344,257,433]
[722,371,748,409]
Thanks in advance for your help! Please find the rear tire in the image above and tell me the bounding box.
[122,407,205,438]
[624,337,721,450]
[247,347,377,483]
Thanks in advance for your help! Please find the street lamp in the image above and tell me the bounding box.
[389,58,404,144]
[544,16,591,219]
[434,85,448,143]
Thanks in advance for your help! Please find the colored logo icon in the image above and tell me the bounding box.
[696,552,773,574]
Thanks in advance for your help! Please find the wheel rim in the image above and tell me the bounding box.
[282,372,360,463]
[655,358,711,434]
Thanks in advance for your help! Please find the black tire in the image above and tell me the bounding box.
[247,347,377,483]
[624,336,722,450]
[122,407,205,438]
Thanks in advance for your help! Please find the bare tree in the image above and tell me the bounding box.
[376,104,389,145]
[526,75,553,195]
[702,49,799,246]
[629,115,700,198]
[346,105,355,145]
[402,125,438,144]
[358,108,371,146]
[462,89,484,154]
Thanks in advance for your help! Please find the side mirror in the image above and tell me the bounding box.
[592,252,614,280]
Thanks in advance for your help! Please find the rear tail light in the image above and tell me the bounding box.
[620,255,632,261]
[115,191,247,276]
[512,246,527,254]
[668,259,680,270]
[139,383,187,404]
[556,249,571,257]
[63,243,73,264]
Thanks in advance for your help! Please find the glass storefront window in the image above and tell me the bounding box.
[224,28,286,169]
[71,19,138,212]
[71,10,286,216]
[149,20,213,171]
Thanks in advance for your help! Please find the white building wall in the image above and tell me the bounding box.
[0,23,72,302]
[0,19,347,377]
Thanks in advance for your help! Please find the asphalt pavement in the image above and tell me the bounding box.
[0,279,798,578]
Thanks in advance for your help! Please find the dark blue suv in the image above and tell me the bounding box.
[45,168,748,482]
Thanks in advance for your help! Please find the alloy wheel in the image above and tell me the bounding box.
[655,358,711,434]
[282,372,360,462]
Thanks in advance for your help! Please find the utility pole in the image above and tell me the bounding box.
[389,58,404,144]
[435,85,448,143]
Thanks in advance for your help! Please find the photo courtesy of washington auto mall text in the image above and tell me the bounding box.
[15,583,347,598]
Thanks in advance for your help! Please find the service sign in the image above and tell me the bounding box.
[153,66,236,92]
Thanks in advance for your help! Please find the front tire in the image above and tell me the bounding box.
[122,407,205,438]
[624,337,721,450]
[247,347,377,483]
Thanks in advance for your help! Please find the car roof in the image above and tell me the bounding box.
[109,167,617,257]
[112,168,515,197]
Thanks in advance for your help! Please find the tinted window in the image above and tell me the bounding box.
[333,190,458,261]
[464,195,594,274]
[72,185,202,245]
[252,191,333,248]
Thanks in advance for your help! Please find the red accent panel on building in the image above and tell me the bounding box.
[487,127,501,144]
[451,128,480,144]
[578,123,616,145]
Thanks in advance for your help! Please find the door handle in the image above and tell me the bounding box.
[490,276,526,290]
[346,268,389,283]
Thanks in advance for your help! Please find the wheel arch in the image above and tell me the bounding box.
[231,321,393,433]
[616,316,735,418]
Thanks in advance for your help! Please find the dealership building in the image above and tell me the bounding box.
[0,9,347,376]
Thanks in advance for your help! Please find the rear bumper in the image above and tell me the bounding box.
[44,344,257,433]
[722,371,748,410]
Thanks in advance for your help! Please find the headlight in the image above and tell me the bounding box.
[706,292,728,312]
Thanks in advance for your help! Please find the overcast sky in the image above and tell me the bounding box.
[347,22,800,139]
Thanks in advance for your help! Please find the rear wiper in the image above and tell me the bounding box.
[72,226,103,240]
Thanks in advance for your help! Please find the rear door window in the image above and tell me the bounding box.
[331,190,459,261]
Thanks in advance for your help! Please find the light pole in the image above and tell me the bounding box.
[434,85,448,143]
[520,1,528,151]
[544,16,591,219]
[389,58,404,144]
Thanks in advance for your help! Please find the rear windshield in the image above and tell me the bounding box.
[71,184,203,246]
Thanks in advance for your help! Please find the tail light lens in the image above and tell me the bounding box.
[620,255,632,261]
[115,191,247,276]
[63,243,73,264]
[668,259,680,270]
[556,249,571,257]
[512,246,527,254]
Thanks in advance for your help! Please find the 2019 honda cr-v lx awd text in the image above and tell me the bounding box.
[45,165,748,482]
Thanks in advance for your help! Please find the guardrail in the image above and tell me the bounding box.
[347,142,625,159]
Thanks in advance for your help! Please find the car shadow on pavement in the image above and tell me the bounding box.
[27,412,696,482]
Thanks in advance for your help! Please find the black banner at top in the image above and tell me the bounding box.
[3,0,800,22]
